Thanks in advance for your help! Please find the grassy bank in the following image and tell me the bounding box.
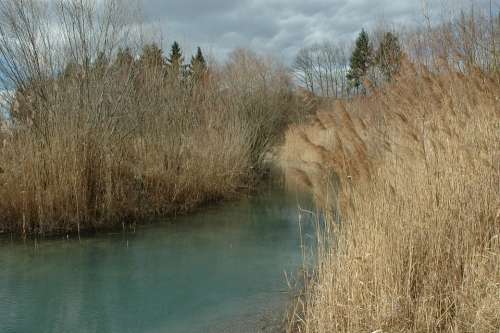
[283,64,500,331]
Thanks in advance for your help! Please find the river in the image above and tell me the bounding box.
[0,185,315,333]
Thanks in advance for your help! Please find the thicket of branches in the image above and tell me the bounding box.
[0,0,305,236]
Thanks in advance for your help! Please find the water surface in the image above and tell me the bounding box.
[0,187,314,333]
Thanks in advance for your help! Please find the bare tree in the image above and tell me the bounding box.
[293,42,350,98]
[293,47,316,94]
[404,1,500,74]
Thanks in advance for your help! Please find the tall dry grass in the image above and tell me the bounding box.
[283,62,500,331]
[0,50,299,236]
[0,0,304,236]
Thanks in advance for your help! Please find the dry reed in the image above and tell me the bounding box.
[0,0,306,236]
[283,61,500,332]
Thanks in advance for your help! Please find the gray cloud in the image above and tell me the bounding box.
[141,0,494,64]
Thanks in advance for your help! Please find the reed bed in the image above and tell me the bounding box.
[0,0,307,236]
[283,63,500,332]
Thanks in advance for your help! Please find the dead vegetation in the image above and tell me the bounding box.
[0,0,306,236]
[283,60,500,331]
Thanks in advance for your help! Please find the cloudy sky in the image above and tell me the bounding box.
[139,0,496,63]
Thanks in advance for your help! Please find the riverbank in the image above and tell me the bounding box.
[0,47,309,237]
[282,65,500,331]
[0,1,315,237]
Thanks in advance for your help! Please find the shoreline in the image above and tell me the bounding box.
[0,167,282,240]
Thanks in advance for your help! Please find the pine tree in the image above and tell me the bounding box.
[167,41,184,78]
[190,46,207,81]
[347,29,373,92]
[375,32,402,81]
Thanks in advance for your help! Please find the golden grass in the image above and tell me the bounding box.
[0,51,305,236]
[283,64,500,332]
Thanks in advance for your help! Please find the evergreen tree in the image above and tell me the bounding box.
[190,47,207,80]
[375,32,403,81]
[347,29,373,92]
[167,41,184,78]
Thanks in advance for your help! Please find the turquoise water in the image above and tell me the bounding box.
[0,188,315,333]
